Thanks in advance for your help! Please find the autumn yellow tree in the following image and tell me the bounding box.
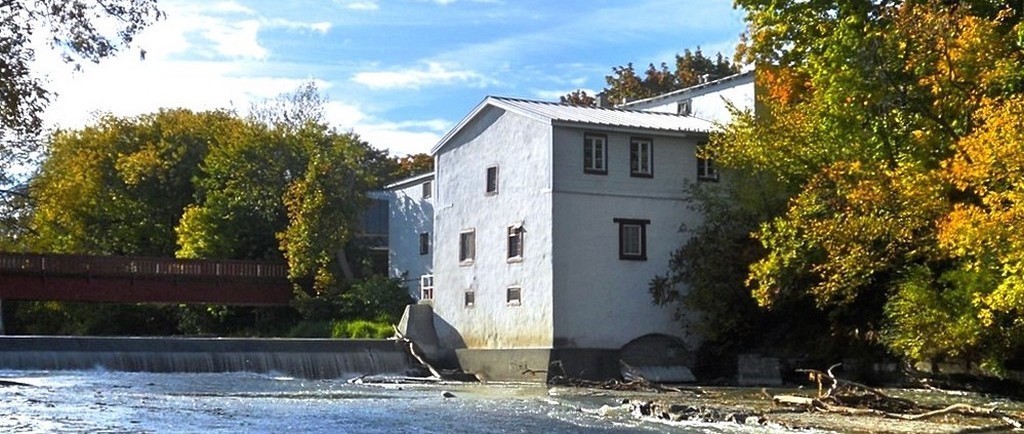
[678,0,1024,373]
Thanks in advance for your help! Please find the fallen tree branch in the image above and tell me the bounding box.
[392,324,442,379]
[775,364,1024,428]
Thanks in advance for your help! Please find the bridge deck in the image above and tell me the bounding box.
[0,253,293,305]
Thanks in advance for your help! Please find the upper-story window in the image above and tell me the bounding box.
[677,99,692,116]
[419,232,430,255]
[507,223,524,262]
[583,134,608,174]
[697,157,719,182]
[486,166,499,195]
[459,229,476,265]
[630,137,653,178]
[614,218,649,261]
[422,180,432,199]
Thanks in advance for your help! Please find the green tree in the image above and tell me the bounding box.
[29,109,239,256]
[278,125,375,293]
[390,153,433,181]
[175,123,296,260]
[559,90,597,106]
[597,49,740,105]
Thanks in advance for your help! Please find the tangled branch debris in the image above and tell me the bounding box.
[773,363,1024,429]
[547,360,704,394]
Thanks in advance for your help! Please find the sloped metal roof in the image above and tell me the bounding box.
[490,96,713,133]
[432,96,712,154]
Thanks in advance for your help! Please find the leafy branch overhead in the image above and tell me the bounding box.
[0,0,161,191]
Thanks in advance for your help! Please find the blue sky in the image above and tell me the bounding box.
[40,0,747,155]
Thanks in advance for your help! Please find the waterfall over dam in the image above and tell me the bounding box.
[0,336,414,379]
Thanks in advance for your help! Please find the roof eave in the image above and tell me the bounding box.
[384,171,435,190]
[550,120,712,137]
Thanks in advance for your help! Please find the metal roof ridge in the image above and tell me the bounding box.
[617,69,755,108]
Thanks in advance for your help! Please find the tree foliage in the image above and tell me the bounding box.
[30,109,238,256]
[690,0,1024,373]
[0,0,160,198]
[562,48,740,106]
[17,82,408,335]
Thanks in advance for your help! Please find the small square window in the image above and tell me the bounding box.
[419,232,430,255]
[506,286,521,306]
[697,157,719,182]
[677,99,692,116]
[630,138,653,178]
[486,166,499,194]
[614,218,650,261]
[507,224,524,261]
[464,290,475,308]
[583,134,608,174]
[459,230,475,264]
[422,180,432,199]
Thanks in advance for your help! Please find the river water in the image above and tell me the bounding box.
[0,369,809,433]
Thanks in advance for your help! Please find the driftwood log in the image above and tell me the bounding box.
[773,363,1024,429]
[391,325,443,379]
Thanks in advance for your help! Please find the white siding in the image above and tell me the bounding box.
[550,126,704,350]
[432,106,555,350]
[386,176,434,298]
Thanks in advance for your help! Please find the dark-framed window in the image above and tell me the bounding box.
[422,180,432,198]
[459,229,475,264]
[507,224,524,261]
[677,99,692,116]
[629,137,653,178]
[506,286,522,306]
[614,218,650,260]
[583,133,608,174]
[464,290,475,308]
[419,232,430,255]
[486,165,499,194]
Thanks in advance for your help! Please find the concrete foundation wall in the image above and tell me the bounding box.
[455,347,622,383]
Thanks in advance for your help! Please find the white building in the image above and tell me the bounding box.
[617,70,754,123]
[380,172,434,299]
[390,72,755,381]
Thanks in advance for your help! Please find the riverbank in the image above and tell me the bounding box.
[546,385,1024,433]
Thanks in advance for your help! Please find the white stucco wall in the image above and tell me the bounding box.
[432,106,555,350]
[385,174,434,298]
[550,126,706,351]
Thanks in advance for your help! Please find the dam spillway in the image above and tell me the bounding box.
[0,336,413,379]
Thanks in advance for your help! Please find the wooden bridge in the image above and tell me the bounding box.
[0,253,293,305]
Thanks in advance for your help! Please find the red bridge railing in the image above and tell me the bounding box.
[0,252,287,279]
[0,252,292,305]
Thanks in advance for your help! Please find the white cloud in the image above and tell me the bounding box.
[352,62,497,90]
[310,22,332,34]
[203,19,267,59]
[340,0,379,10]
[264,18,332,34]
[530,89,577,101]
[206,1,254,14]
[322,101,448,155]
